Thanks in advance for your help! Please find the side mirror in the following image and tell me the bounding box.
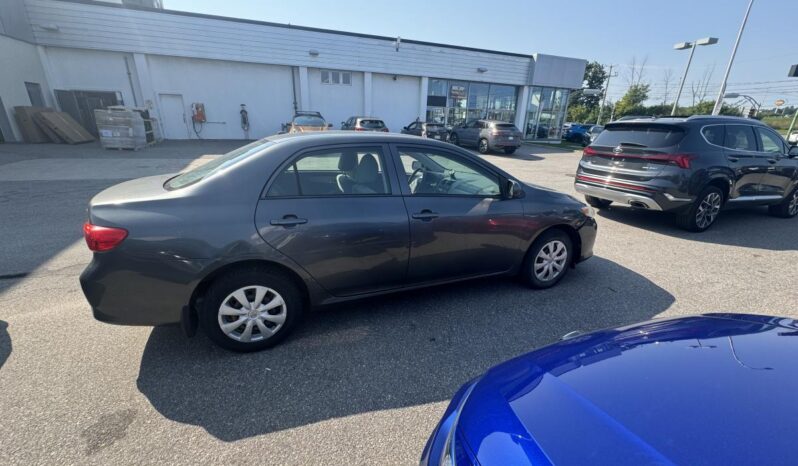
[505,179,524,199]
[789,146,798,158]
[411,160,423,171]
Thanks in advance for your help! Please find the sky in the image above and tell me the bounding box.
[164,0,798,108]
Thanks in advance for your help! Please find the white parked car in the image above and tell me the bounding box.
[788,130,798,145]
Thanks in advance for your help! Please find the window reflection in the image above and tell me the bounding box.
[425,79,518,127]
[524,86,570,140]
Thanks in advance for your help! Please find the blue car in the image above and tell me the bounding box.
[421,314,798,466]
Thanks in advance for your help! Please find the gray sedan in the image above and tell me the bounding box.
[80,132,597,351]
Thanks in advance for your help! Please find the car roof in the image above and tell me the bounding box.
[459,313,798,465]
[609,115,767,126]
[266,130,449,145]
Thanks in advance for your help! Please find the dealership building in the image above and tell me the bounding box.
[0,0,587,142]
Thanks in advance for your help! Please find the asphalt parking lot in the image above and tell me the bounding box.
[1,140,796,465]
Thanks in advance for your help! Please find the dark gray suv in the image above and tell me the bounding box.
[81,132,596,351]
[575,116,798,231]
[449,120,523,154]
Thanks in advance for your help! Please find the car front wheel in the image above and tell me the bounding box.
[769,187,798,218]
[522,229,572,289]
[199,267,303,352]
[478,138,489,154]
[449,133,459,146]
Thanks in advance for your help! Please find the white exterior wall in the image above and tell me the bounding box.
[25,0,533,85]
[372,74,422,133]
[43,47,138,106]
[146,55,294,139]
[0,35,52,141]
[307,68,364,129]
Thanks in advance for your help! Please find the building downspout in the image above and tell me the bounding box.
[291,67,299,113]
[123,56,139,107]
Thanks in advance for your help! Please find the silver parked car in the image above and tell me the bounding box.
[401,120,450,141]
[340,116,389,132]
[449,119,523,154]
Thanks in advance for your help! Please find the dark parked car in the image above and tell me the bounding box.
[562,123,592,144]
[280,111,332,133]
[422,313,798,466]
[575,115,798,231]
[449,120,523,154]
[587,124,604,144]
[81,133,596,351]
[340,116,389,132]
[401,120,450,141]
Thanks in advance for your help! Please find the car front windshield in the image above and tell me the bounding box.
[164,139,274,190]
[294,116,326,127]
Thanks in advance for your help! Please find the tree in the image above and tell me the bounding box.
[624,56,649,88]
[689,65,715,106]
[571,61,607,111]
[661,68,675,106]
[615,84,650,117]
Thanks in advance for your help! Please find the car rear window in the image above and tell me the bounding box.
[294,116,326,126]
[594,124,685,148]
[493,123,517,130]
[359,119,385,129]
[164,139,274,190]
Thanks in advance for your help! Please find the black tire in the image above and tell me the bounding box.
[584,195,612,208]
[503,147,517,155]
[478,138,489,154]
[449,133,459,146]
[521,229,573,289]
[768,187,798,218]
[676,186,724,232]
[199,266,304,352]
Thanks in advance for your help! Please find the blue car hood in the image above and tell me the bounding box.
[457,314,798,466]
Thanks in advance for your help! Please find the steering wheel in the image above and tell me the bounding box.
[408,167,425,194]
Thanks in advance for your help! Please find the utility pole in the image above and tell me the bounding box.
[713,0,754,115]
[596,65,616,125]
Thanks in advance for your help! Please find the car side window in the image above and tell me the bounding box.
[701,125,725,146]
[723,125,757,152]
[397,147,501,197]
[267,147,390,197]
[755,127,786,154]
[407,122,417,130]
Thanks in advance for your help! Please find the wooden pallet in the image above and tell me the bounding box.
[33,112,94,144]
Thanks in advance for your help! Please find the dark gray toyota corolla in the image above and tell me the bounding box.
[80,132,597,351]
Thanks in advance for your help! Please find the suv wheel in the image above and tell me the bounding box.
[199,267,303,352]
[676,186,723,232]
[478,138,489,154]
[449,133,459,146]
[584,195,612,208]
[768,187,798,218]
[521,229,572,289]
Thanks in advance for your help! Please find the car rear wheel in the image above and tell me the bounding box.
[449,133,459,146]
[478,138,489,154]
[676,186,723,232]
[503,147,517,155]
[584,195,612,208]
[768,187,798,218]
[199,267,303,352]
[522,229,572,289]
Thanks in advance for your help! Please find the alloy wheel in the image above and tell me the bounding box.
[217,285,287,343]
[790,190,798,216]
[695,192,721,229]
[479,139,488,153]
[534,240,568,282]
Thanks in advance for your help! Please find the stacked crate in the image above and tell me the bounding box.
[94,107,154,150]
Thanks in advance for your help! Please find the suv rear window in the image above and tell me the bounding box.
[359,119,385,129]
[594,124,685,148]
[493,123,516,129]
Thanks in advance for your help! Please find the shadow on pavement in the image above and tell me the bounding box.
[597,205,798,251]
[137,256,674,441]
[0,321,10,370]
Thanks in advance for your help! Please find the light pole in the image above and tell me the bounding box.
[712,0,755,115]
[787,65,798,139]
[596,64,617,124]
[723,93,760,117]
[671,37,719,115]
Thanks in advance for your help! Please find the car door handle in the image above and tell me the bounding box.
[727,156,739,162]
[767,158,778,164]
[270,215,307,226]
[411,210,439,221]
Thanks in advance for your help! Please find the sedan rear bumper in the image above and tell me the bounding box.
[80,253,207,326]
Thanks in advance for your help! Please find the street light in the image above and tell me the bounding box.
[723,93,760,117]
[671,37,719,115]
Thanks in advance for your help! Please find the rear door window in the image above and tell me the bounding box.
[723,125,757,152]
[593,124,686,148]
[701,125,725,146]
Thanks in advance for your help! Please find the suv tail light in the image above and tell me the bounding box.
[83,222,128,252]
[582,146,695,169]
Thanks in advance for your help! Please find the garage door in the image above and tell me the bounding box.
[372,74,421,133]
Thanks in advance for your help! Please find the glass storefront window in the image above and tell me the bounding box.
[426,79,517,126]
[524,86,572,140]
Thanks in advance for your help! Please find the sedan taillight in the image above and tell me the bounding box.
[83,222,128,252]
